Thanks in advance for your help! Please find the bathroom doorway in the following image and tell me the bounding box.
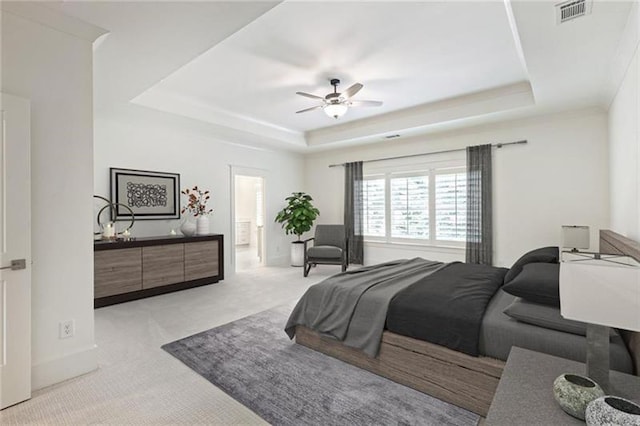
[233,174,265,271]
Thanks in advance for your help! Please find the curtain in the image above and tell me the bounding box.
[344,161,364,264]
[466,144,493,265]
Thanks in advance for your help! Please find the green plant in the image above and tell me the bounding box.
[275,192,320,240]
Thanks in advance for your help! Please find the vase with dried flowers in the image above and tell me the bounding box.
[181,186,213,236]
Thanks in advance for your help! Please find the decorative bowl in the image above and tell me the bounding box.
[586,396,640,426]
[553,373,605,420]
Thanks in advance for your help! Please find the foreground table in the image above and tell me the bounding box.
[485,346,640,425]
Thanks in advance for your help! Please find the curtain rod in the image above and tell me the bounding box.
[327,140,527,168]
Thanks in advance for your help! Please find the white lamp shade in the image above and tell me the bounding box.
[562,225,590,249]
[560,255,640,331]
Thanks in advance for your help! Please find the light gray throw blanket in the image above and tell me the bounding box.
[285,258,445,357]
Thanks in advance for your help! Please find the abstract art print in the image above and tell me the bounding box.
[110,168,180,220]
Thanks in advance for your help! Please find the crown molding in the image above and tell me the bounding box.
[305,81,535,147]
[1,1,107,42]
[131,89,306,148]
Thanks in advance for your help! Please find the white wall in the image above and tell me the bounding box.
[305,109,610,267]
[609,2,639,241]
[2,11,101,389]
[94,106,304,271]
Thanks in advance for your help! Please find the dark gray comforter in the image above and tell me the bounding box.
[387,262,508,356]
[285,258,445,357]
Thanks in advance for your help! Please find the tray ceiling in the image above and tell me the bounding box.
[48,0,634,151]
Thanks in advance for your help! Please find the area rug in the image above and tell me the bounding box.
[162,305,480,426]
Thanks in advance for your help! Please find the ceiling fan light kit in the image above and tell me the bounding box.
[324,103,349,119]
[296,78,383,119]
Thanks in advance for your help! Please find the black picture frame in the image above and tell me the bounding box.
[110,168,180,220]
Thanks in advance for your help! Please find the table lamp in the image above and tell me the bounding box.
[562,225,590,252]
[560,252,640,391]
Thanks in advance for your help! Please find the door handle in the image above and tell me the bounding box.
[0,259,26,270]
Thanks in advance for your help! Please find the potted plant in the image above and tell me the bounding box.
[275,192,320,266]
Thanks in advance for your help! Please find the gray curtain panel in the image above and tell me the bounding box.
[344,161,364,264]
[466,144,493,265]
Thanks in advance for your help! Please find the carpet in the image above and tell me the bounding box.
[162,305,480,426]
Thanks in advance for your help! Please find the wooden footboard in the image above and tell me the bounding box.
[296,326,504,417]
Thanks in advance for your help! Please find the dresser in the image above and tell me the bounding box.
[94,234,224,308]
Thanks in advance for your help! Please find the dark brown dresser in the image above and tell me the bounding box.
[93,234,224,308]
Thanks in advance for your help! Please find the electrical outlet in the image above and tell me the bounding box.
[59,320,75,339]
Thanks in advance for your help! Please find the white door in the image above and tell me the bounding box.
[0,93,32,409]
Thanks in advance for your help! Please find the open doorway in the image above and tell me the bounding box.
[233,174,265,271]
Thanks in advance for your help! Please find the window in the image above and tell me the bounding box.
[362,178,385,237]
[390,175,429,239]
[363,166,467,246]
[435,172,467,242]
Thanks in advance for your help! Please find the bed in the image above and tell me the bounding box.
[287,230,640,417]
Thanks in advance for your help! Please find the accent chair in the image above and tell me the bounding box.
[303,224,349,277]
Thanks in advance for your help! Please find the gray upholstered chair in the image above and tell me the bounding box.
[303,224,349,277]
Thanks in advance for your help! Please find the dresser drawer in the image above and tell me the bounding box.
[185,240,219,281]
[94,248,142,298]
[142,244,185,289]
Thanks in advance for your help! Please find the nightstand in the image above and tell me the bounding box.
[485,347,640,425]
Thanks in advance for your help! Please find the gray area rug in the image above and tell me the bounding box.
[162,305,480,426]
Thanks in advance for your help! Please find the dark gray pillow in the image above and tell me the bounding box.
[503,246,559,284]
[504,298,616,337]
[502,262,560,306]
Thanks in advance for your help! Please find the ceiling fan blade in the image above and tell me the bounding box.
[342,83,363,99]
[296,105,323,114]
[296,91,324,100]
[349,100,383,107]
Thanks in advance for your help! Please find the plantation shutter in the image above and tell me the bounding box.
[390,175,429,239]
[435,172,467,242]
[362,178,385,237]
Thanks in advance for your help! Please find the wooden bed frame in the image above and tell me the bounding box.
[295,229,640,417]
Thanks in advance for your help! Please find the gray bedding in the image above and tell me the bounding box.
[479,289,634,373]
[285,258,445,357]
[286,258,633,372]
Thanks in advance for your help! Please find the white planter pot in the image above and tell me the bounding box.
[196,215,210,235]
[291,241,304,267]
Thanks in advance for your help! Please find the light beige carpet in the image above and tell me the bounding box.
[1,265,337,425]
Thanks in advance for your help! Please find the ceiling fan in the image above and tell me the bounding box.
[296,78,383,119]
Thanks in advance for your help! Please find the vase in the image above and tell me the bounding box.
[180,220,197,236]
[196,215,210,235]
[586,396,640,426]
[553,374,604,420]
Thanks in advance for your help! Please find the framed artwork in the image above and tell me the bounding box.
[110,168,180,220]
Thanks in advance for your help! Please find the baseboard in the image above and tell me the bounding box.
[31,344,98,390]
[266,254,290,266]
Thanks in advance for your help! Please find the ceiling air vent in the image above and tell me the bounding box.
[384,134,401,140]
[556,0,592,24]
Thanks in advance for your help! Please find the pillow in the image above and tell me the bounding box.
[504,298,617,337]
[503,246,559,284]
[502,262,560,306]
